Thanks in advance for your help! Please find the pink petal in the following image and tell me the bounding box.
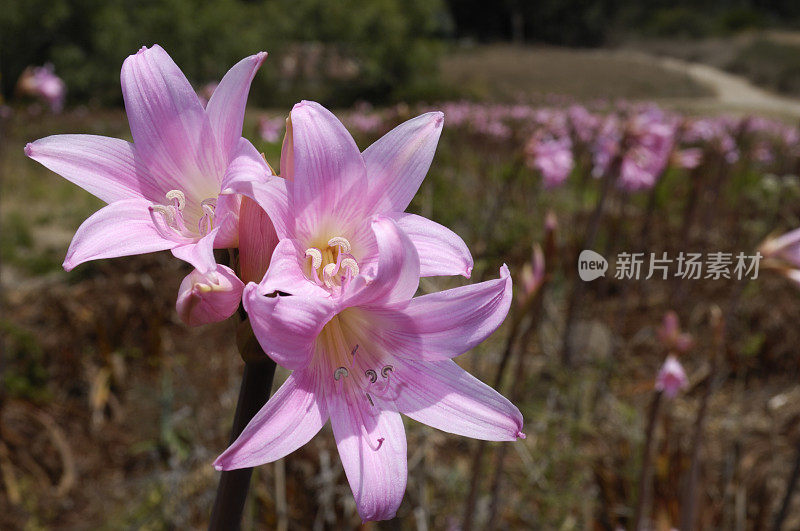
[243,239,334,370]
[286,101,368,241]
[238,195,279,284]
[369,265,512,361]
[327,383,407,521]
[170,227,219,273]
[393,358,524,441]
[176,264,244,326]
[206,52,268,161]
[342,217,419,307]
[63,198,179,271]
[390,212,473,278]
[121,45,225,197]
[24,135,162,203]
[363,112,444,213]
[221,139,290,239]
[214,369,328,470]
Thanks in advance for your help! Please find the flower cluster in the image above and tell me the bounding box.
[25,45,524,522]
[336,99,800,193]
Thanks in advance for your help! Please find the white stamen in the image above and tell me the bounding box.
[323,263,338,288]
[328,236,351,254]
[334,367,349,381]
[340,258,359,277]
[166,189,186,210]
[305,248,323,270]
[150,204,175,226]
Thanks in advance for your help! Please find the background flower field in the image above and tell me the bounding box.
[4,3,800,529]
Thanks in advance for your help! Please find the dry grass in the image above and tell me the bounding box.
[440,44,713,102]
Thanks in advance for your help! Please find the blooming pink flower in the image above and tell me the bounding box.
[25,45,277,273]
[217,101,521,521]
[228,100,474,282]
[655,355,689,398]
[216,220,522,521]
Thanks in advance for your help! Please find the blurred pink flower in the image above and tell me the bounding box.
[657,311,693,353]
[526,134,574,188]
[25,45,279,273]
[217,101,523,521]
[17,64,66,112]
[258,116,284,143]
[617,109,676,191]
[656,355,689,398]
[519,243,545,306]
[673,147,703,169]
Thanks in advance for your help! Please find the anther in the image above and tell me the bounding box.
[327,236,351,254]
[323,263,338,288]
[351,344,359,357]
[305,248,323,270]
[381,365,394,378]
[334,367,349,381]
[365,369,378,383]
[366,393,375,406]
[166,190,186,210]
[340,258,359,277]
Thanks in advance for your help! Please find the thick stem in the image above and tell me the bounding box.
[209,320,277,530]
[632,390,663,531]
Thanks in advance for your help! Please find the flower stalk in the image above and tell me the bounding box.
[208,319,276,528]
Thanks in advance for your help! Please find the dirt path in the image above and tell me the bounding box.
[620,50,800,118]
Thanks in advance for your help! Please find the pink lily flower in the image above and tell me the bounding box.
[228,100,474,281]
[656,355,689,399]
[215,219,522,521]
[25,45,277,272]
[217,102,521,520]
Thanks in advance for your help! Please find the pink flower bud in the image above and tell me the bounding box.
[518,244,545,307]
[657,311,693,353]
[176,265,244,327]
[655,355,689,398]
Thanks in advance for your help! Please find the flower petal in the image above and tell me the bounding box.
[176,264,244,327]
[286,101,368,241]
[238,196,279,284]
[214,369,328,470]
[328,383,407,521]
[170,226,219,273]
[243,239,334,370]
[121,45,224,198]
[342,217,419,308]
[221,138,290,239]
[206,52,268,161]
[24,135,162,204]
[63,198,178,271]
[363,112,444,213]
[393,358,524,441]
[389,212,473,278]
[372,265,511,360]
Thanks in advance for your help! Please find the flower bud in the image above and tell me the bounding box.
[176,265,244,326]
[655,355,688,399]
